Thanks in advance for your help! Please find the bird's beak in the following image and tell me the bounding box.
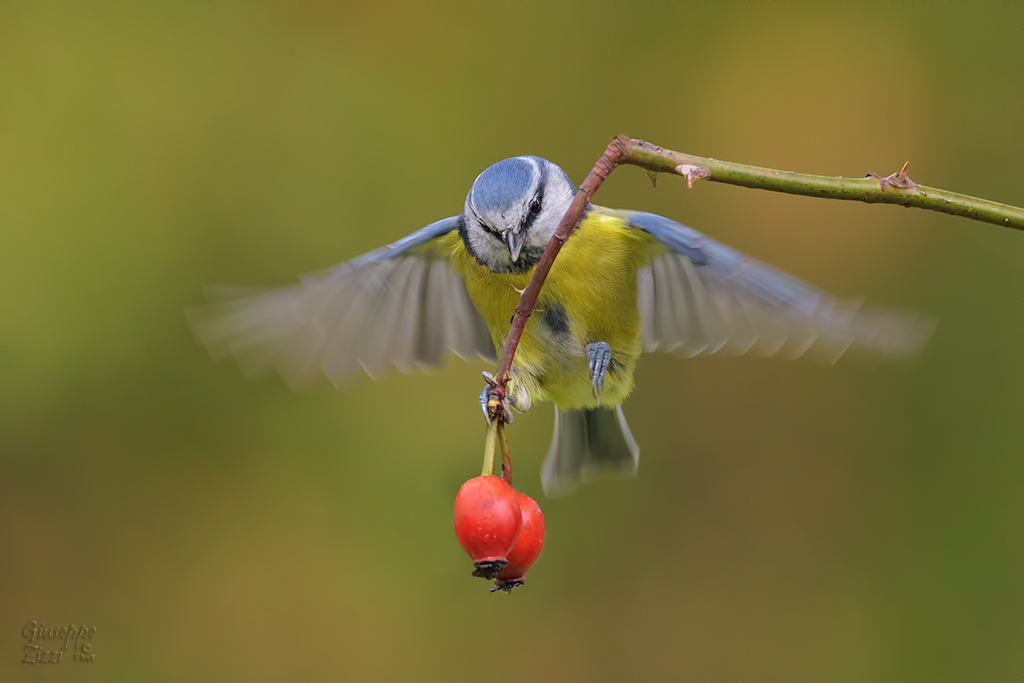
[507,230,524,262]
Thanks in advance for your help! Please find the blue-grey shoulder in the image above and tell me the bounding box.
[624,211,827,318]
[332,216,461,273]
[624,212,711,264]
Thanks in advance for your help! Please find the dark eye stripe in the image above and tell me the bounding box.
[521,167,547,232]
[477,218,505,240]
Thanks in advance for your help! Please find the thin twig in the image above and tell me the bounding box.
[498,424,512,485]
[486,136,630,415]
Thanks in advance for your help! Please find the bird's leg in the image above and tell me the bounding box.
[479,370,531,423]
[587,341,613,406]
[478,372,509,423]
[477,384,493,421]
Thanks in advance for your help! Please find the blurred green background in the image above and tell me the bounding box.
[3,2,1021,680]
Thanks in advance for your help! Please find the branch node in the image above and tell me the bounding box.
[868,162,917,192]
[675,164,711,189]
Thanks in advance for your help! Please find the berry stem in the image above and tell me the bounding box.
[498,423,512,485]
[481,420,498,477]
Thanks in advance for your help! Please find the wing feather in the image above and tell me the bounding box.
[358,257,418,378]
[187,216,496,388]
[416,259,450,369]
[618,210,933,363]
[391,258,429,374]
[651,256,685,353]
[636,266,658,351]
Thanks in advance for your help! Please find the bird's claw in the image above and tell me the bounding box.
[479,371,530,423]
[480,371,513,424]
[478,384,492,421]
[587,341,612,406]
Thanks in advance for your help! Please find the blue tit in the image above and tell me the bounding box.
[189,156,931,496]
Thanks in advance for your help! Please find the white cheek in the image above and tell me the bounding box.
[470,230,511,269]
[529,203,570,246]
[528,181,575,247]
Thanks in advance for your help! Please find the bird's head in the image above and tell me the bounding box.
[462,156,577,273]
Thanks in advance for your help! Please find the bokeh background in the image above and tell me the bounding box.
[3,2,1021,680]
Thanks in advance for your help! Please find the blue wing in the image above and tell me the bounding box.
[619,210,933,362]
[187,217,495,388]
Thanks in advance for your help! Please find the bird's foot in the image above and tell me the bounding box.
[587,341,613,406]
[478,373,510,423]
[479,371,530,423]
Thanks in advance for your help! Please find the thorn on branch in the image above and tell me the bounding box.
[646,171,658,188]
[675,164,711,189]
[868,161,917,191]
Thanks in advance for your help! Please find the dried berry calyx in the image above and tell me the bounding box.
[472,560,507,580]
[491,577,526,593]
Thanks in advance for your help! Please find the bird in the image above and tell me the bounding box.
[188,155,932,496]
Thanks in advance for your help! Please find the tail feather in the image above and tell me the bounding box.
[541,406,640,497]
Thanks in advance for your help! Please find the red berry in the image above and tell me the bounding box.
[453,476,522,579]
[493,492,545,592]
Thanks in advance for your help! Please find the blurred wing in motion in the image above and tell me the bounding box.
[187,216,495,389]
[620,210,934,362]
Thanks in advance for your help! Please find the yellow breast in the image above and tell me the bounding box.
[445,210,655,409]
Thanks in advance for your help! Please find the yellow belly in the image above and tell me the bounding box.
[445,211,654,410]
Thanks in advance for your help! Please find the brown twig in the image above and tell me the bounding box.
[498,423,512,485]
[485,136,632,418]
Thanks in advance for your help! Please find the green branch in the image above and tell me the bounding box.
[624,138,1024,231]
[485,135,1021,431]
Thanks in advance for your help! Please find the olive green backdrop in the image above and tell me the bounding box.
[3,2,1021,680]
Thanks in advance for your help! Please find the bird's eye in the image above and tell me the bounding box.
[529,199,541,214]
